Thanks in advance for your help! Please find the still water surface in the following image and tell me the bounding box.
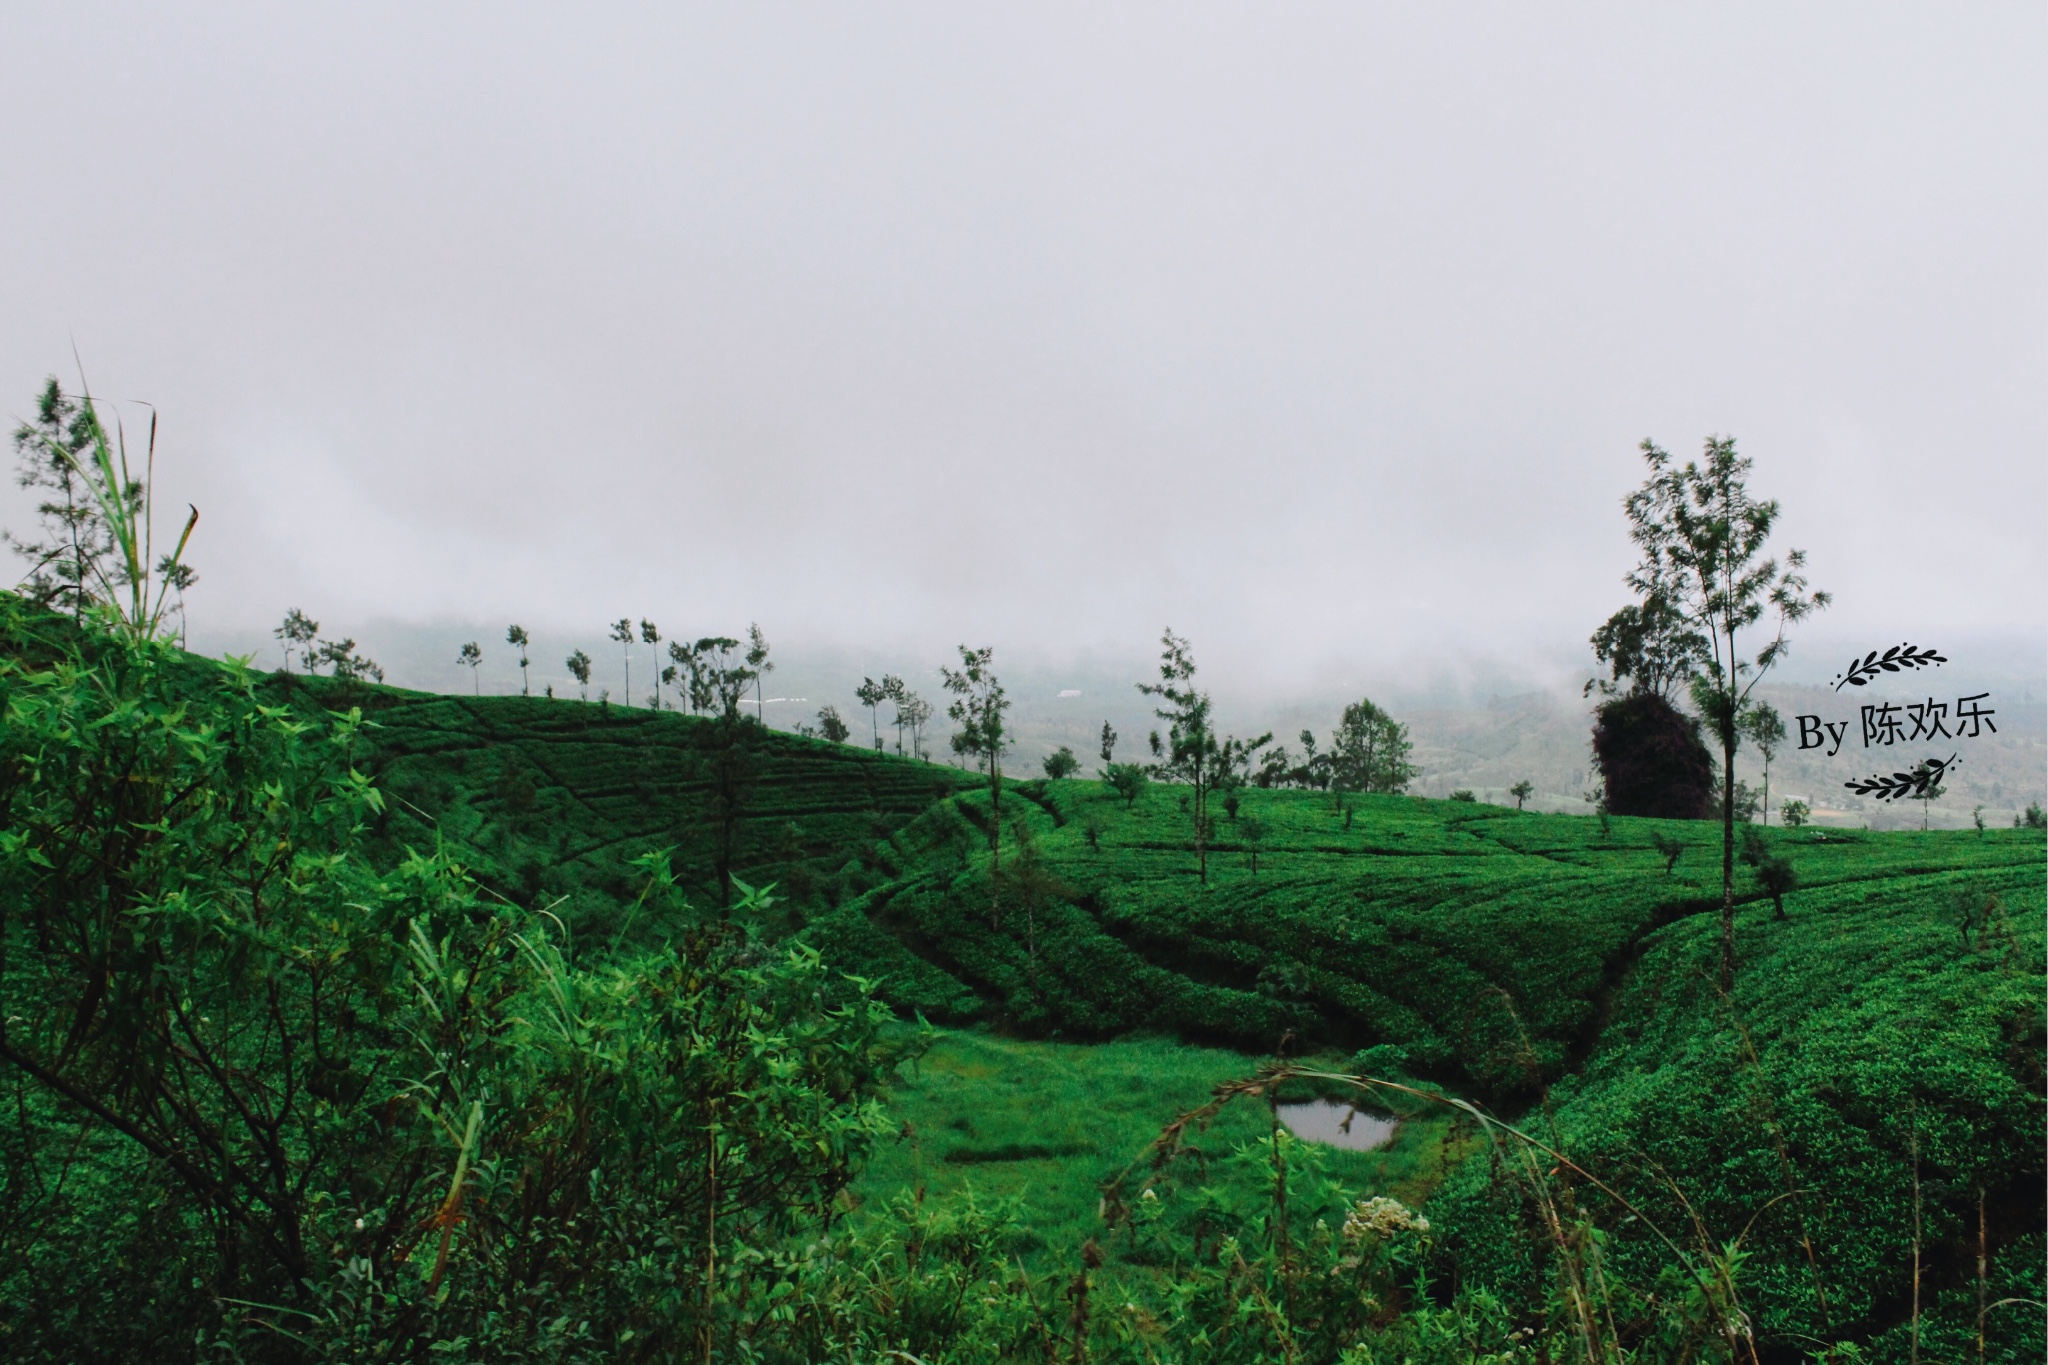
[1274,1099,1397,1151]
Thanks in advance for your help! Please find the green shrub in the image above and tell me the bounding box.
[0,599,913,1362]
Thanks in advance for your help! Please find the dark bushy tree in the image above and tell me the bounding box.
[816,703,851,743]
[1328,697,1415,795]
[1592,691,1714,820]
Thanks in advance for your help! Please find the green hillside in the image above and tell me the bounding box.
[23,624,2031,1362]
[809,778,2039,1091]
[276,676,976,940]
[324,682,2042,1358]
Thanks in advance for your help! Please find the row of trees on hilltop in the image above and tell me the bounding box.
[441,619,777,710]
[850,674,935,758]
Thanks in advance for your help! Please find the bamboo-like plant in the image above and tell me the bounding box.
[19,377,197,642]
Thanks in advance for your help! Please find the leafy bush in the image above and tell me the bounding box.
[0,598,913,1362]
[1592,692,1714,819]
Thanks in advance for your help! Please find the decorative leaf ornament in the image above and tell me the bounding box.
[1832,643,1946,690]
[1844,753,1957,802]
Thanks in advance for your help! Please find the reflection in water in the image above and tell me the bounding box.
[1275,1099,1398,1151]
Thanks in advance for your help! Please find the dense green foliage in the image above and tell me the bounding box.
[306,675,974,935]
[0,599,913,1361]
[2,593,2040,1364]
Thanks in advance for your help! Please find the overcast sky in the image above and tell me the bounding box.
[2,4,2041,692]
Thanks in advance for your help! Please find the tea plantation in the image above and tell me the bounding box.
[86,666,2048,1359]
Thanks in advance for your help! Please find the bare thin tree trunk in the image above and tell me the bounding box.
[1720,723,1737,991]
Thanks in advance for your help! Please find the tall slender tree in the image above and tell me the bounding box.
[507,624,531,695]
[942,645,1011,924]
[882,674,908,753]
[667,640,698,712]
[1622,437,1828,989]
[276,608,319,676]
[746,624,774,724]
[897,691,933,760]
[1742,703,1786,827]
[641,620,663,708]
[1138,629,1266,884]
[457,641,483,695]
[856,677,887,750]
[609,619,635,706]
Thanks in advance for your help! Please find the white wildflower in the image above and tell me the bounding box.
[1341,1196,1428,1242]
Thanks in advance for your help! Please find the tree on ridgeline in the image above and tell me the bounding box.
[1742,702,1786,826]
[457,640,483,694]
[6,377,125,624]
[1616,436,1828,988]
[1294,730,1332,791]
[1328,697,1415,795]
[1913,758,1946,831]
[882,674,908,753]
[1215,731,1271,824]
[566,648,593,700]
[943,645,1011,924]
[1139,629,1267,885]
[156,555,196,646]
[1042,745,1080,779]
[855,677,887,751]
[1105,762,1148,808]
[315,637,383,684]
[506,624,531,695]
[816,704,850,743]
[641,619,662,708]
[6,374,196,644]
[275,608,319,675]
[688,636,766,903]
[666,639,700,712]
[897,690,934,760]
[1099,717,1149,805]
[747,623,774,724]
[609,618,634,706]
[691,636,754,717]
[1509,779,1534,810]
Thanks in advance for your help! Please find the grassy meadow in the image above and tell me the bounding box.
[849,1027,1470,1266]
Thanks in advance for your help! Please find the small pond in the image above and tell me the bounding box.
[1274,1099,1398,1152]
